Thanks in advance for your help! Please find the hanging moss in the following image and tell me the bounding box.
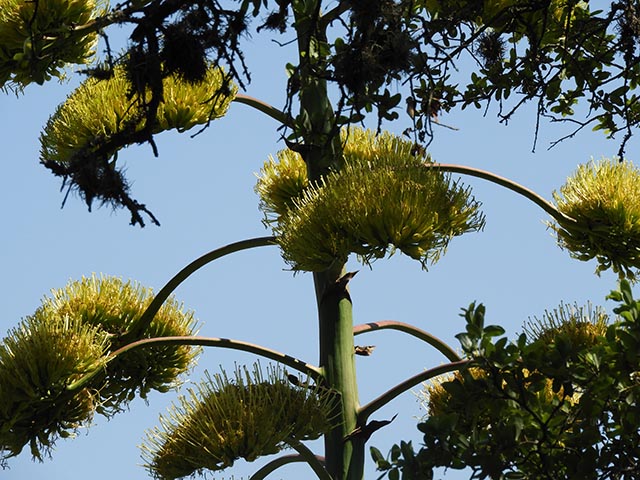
[40,65,236,165]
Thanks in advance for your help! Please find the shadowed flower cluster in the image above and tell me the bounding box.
[0,0,106,89]
[40,65,236,166]
[550,158,640,279]
[256,128,485,271]
[141,364,338,480]
[0,274,199,462]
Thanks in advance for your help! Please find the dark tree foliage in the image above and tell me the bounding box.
[372,283,640,479]
[32,0,640,226]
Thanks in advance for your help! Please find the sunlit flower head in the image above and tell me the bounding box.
[550,158,640,279]
[39,64,236,165]
[256,127,485,272]
[0,0,106,89]
[141,364,337,480]
[38,274,200,410]
[0,313,109,460]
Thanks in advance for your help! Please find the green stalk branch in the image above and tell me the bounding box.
[353,321,461,363]
[358,360,469,423]
[289,440,332,480]
[233,94,292,126]
[128,236,275,340]
[427,163,576,225]
[67,335,321,391]
[249,453,327,480]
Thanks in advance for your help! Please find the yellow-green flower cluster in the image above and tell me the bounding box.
[256,128,485,271]
[40,65,236,165]
[551,158,640,279]
[141,364,337,480]
[0,274,199,460]
[0,314,109,460]
[0,0,106,89]
[256,148,309,222]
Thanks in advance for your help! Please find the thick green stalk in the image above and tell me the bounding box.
[291,2,362,478]
[314,268,363,480]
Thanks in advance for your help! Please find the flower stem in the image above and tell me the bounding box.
[126,236,275,341]
[249,453,327,480]
[358,360,469,423]
[427,163,576,225]
[289,440,333,480]
[353,321,461,363]
[67,335,321,391]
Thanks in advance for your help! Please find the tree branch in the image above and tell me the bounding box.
[67,335,322,391]
[353,321,461,363]
[358,360,469,423]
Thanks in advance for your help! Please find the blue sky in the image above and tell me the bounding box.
[0,13,633,480]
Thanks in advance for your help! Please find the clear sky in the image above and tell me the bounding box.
[0,12,633,480]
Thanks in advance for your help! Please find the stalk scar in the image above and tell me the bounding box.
[358,360,469,423]
[353,321,461,363]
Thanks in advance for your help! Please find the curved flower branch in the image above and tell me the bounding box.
[427,163,576,225]
[127,236,276,340]
[353,321,461,362]
[288,440,332,480]
[358,360,469,423]
[68,335,322,391]
[249,453,327,480]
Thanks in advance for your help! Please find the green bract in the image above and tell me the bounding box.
[0,313,109,460]
[256,128,485,271]
[39,65,236,165]
[38,274,200,409]
[551,158,640,279]
[0,0,106,89]
[141,364,337,480]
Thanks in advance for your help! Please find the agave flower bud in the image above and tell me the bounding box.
[257,127,485,272]
[37,274,200,411]
[40,64,236,166]
[0,312,110,460]
[0,0,107,89]
[141,363,337,480]
[550,158,640,279]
